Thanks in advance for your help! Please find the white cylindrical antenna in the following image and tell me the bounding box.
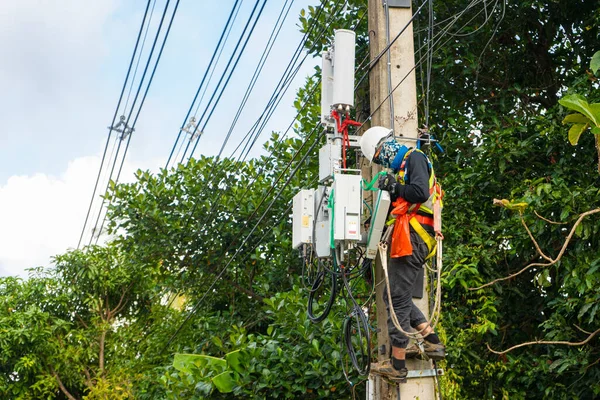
[321,50,334,126]
[332,29,356,110]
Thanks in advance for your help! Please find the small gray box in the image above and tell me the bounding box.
[366,190,391,259]
[314,187,331,258]
[319,143,341,183]
[292,190,314,249]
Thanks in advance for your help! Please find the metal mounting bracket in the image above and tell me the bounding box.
[383,0,411,8]
[327,134,362,148]
[406,368,444,379]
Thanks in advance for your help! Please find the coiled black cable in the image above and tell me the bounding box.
[340,259,371,377]
[307,268,337,323]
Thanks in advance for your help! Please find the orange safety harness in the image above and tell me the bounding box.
[389,149,443,259]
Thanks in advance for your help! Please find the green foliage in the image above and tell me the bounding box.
[559,94,600,144]
[160,285,351,399]
[591,50,600,75]
[2,1,600,399]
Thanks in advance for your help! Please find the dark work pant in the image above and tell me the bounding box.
[384,226,430,349]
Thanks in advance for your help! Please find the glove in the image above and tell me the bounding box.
[378,172,400,199]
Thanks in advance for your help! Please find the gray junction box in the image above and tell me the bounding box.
[292,190,314,249]
[319,143,342,183]
[366,190,391,259]
[332,174,362,242]
[313,186,331,258]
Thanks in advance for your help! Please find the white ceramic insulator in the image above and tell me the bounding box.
[321,50,334,126]
[332,29,356,110]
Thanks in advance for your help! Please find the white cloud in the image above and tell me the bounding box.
[0,152,153,278]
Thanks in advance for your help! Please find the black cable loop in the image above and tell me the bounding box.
[340,262,371,376]
[307,269,337,323]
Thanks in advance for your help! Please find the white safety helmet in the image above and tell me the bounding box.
[359,126,393,162]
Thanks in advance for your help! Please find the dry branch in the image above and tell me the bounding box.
[534,210,567,225]
[52,369,77,400]
[470,208,600,291]
[486,328,600,355]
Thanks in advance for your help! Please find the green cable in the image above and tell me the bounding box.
[361,171,386,191]
[363,200,373,217]
[327,188,335,249]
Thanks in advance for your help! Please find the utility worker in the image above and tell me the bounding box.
[360,126,445,380]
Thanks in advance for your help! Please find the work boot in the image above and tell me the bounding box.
[405,343,420,359]
[405,341,446,360]
[370,359,408,381]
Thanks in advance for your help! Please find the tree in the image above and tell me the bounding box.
[0,245,171,399]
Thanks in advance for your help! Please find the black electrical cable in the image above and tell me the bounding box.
[124,0,158,113]
[178,0,266,163]
[77,0,152,249]
[138,1,332,323]
[339,257,371,376]
[145,0,341,352]
[165,0,243,169]
[186,0,274,161]
[342,307,371,376]
[215,0,296,160]
[178,0,345,244]
[307,269,337,323]
[161,129,326,353]
[92,0,181,245]
[357,0,493,132]
[192,0,351,247]
[235,0,349,162]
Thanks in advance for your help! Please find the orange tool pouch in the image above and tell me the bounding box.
[389,198,418,258]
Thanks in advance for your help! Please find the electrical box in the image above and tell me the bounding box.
[332,174,362,242]
[321,50,334,127]
[332,30,356,110]
[292,190,314,249]
[366,190,391,259]
[319,143,341,183]
[314,186,331,258]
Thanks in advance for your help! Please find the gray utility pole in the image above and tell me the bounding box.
[366,0,438,399]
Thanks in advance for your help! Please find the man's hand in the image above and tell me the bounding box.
[378,172,399,198]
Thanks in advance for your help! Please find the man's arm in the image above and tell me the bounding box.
[396,152,430,204]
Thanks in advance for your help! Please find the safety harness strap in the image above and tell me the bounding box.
[409,217,437,260]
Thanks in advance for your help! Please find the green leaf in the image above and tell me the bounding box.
[592,126,600,135]
[559,95,600,126]
[212,371,236,393]
[591,50,600,74]
[568,123,589,145]
[562,113,590,124]
[312,338,319,352]
[173,353,226,374]
[225,350,244,374]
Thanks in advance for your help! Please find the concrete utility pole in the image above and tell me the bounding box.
[366,0,437,399]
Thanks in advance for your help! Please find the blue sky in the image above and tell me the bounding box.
[0,0,320,276]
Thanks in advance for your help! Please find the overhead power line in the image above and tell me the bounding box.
[91,0,182,246]
[162,128,325,352]
[194,0,350,244]
[165,0,244,169]
[177,0,268,164]
[162,0,375,350]
[77,0,153,249]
